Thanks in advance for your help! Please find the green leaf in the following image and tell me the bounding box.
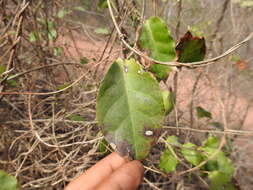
[99,138,109,153]
[231,54,241,62]
[98,0,108,9]
[159,149,178,173]
[28,32,37,42]
[47,21,57,40]
[196,106,212,119]
[166,135,180,146]
[7,79,17,88]
[209,171,236,190]
[202,136,219,149]
[53,47,63,56]
[0,170,19,190]
[80,57,89,64]
[140,16,176,80]
[162,90,175,115]
[68,114,85,122]
[74,6,86,12]
[94,28,110,35]
[181,142,203,166]
[96,58,164,160]
[57,9,70,18]
[176,31,206,63]
[0,65,6,75]
[57,83,70,90]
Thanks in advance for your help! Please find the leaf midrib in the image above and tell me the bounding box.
[121,65,138,157]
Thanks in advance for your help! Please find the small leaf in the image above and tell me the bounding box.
[159,149,178,173]
[48,29,57,40]
[94,28,110,35]
[231,54,240,62]
[140,16,176,80]
[0,170,19,190]
[7,79,17,88]
[57,83,70,90]
[74,6,86,11]
[53,47,63,56]
[68,114,85,122]
[98,0,108,9]
[196,106,212,119]
[162,90,175,115]
[97,58,164,160]
[176,31,206,63]
[0,65,6,75]
[209,171,231,190]
[57,9,70,18]
[28,32,37,42]
[202,136,219,149]
[166,135,180,146]
[181,142,203,166]
[80,57,89,64]
[99,138,109,153]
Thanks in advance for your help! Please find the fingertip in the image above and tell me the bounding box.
[97,160,144,190]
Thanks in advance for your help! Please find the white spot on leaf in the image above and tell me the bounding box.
[124,66,128,73]
[145,130,154,136]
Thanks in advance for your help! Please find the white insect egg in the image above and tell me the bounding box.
[145,130,154,136]
[124,66,128,73]
[109,143,117,150]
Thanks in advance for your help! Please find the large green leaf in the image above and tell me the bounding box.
[97,59,164,160]
[0,170,19,190]
[140,17,176,80]
[176,31,206,63]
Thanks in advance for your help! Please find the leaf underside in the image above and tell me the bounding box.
[96,59,164,160]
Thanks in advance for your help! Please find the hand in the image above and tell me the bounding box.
[65,152,144,190]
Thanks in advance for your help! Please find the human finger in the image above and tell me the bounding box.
[65,152,127,190]
[96,160,144,190]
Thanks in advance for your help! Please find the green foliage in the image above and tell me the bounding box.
[176,31,206,63]
[162,90,175,115]
[181,143,203,166]
[98,0,108,9]
[99,138,109,153]
[94,28,110,35]
[57,9,70,18]
[196,106,212,119]
[0,170,19,190]
[159,149,178,173]
[159,136,235,189]
[166,135,180,146]
[0,65,6,76]
[97,58,164,160]
[68,114,85,122]
[57,83,70,90]
[53,47,63,56]
[139,17,176,80]
[28,32,38,42]
[80,57,89,64]
[74,6,86,12]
